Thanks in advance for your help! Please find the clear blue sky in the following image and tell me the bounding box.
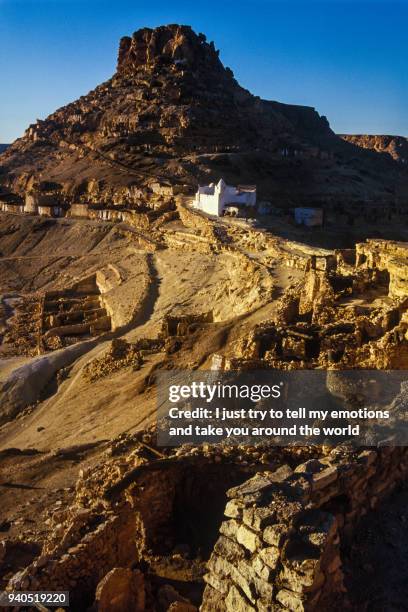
[0,0,406,142]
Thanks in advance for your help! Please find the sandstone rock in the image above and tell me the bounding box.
[276,588,305,612]
[95,567,144,612]
[252,554,275,582]
[236,524,262,553]
[225,499,246,519]
[225,585,255,612]
[270,464,294,482]
[243,507,276,531]
[214,535,246,562]
[207,553,235,578]
[204,570,230,595]
[311,466,337,491]
[257,546,281,570]
[219,519,239,539]
[280,563,325,594]
[263,523,288,547]
[227,473,275,498]
[253,574,274,603]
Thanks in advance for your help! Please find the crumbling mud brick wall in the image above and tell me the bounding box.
[164,229,216,253]
[202,446,408,612]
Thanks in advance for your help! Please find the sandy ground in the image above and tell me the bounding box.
[0,214,300,454]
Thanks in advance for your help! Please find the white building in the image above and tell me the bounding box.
[38,204,64,218]
[193,179,256,216]
[24,193,38,214]
[294,207,323,227]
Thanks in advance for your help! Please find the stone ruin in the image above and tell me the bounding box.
[202,444,408,611]
[39,275,112,352]
[83,336,163,382]
[4,428,408,612]
[160,312,214,349]
[355,239,408,299]
[215,239,408,371]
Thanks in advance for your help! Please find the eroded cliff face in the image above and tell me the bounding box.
[0,25,329,190]
[341,134,408,164]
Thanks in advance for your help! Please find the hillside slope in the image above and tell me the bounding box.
[1,24,407,208]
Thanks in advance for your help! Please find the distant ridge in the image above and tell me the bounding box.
[341,134,408,164]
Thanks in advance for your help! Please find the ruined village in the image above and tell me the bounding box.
[0,23,408,612]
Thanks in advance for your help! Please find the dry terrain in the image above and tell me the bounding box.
[0,22,408,612]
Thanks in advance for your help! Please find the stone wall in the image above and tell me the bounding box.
[5,437,408,611]
[7,505,138,610]
[202,446,408,611]
[356,239,408,299]
[176,199,219,240]
[164,230,216,253]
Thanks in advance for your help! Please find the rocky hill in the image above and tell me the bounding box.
[1,24,407,209]
[341,134,408,164]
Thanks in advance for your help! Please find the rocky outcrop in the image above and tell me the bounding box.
[356,239,408,298]
[2,25,405,213]
[341,134,408,164]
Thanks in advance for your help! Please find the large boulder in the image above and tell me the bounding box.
[95,567,145,612]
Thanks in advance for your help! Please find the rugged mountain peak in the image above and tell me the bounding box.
[2,23,406,207]
[117,24,224,74]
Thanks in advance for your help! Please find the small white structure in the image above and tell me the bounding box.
[193,179,256,217]
[38,205,64,218]
[0,194,24,214]
[0,201,24,214]
[24,193,38,214]
[294,207,323,227]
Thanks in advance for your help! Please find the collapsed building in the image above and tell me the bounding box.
[3,425,407,612]
[212,239,408,372]
[39,275,112,352]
